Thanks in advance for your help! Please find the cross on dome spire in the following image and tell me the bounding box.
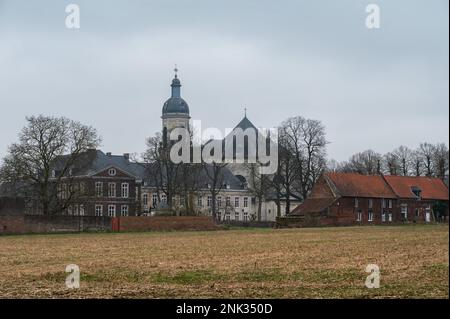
[174,64,178,78]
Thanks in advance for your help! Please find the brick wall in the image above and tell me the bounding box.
[0,215,112,234]
[219,220,276,228]
[0,215,25,234]
[113,216,220,232]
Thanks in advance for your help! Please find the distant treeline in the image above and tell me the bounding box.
[327,143,449,180]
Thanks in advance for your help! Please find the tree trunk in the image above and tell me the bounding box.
[257,196,262,221]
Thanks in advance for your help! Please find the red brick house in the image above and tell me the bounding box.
[384,175,449,223]
[282,173,449,227]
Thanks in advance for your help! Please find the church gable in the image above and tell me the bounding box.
[92,166,135,179]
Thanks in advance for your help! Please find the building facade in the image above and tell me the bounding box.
[30,150,145,217]
[286,172,449,227]
[140,72,299,221]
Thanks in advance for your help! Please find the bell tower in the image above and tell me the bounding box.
[161,66,191,137]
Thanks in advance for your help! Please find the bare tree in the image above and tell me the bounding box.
[419,142,435,176]
[411,150,423,176]
[383,152,400,175]
[278,116,327,212]
[393,146,413,176]
[432,143,449,180]
[0,115,101,215]
[202,162,228,220]
[245,163,273,221]
[327,143,448,179]
[143,133,181,211]
[347,150,382,175]
[177,162,203,215]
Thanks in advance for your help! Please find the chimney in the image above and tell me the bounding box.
[124,153,130,160]
[106,152,112,156]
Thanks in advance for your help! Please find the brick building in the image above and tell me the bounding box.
[26,149,145,217]
[286,172,449,227]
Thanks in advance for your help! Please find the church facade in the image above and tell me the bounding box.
[139,71,299,222]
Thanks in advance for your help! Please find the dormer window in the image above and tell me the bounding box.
[108,168,116,176]
[411,186,422,198]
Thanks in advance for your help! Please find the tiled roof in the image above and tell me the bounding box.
[383,175,449,200]
[325,173,397,198]
[290,197,336,215]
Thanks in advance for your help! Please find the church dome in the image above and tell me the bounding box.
[162,72,190,116]
[162,97,190,115]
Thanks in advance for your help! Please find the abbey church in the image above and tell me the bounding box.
[139,71,300,221]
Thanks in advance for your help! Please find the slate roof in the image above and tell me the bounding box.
[233,116,259,131]
[141,163,246,190]
[54,150,146,178]
[383,175,449,200]
[162,97,190,115]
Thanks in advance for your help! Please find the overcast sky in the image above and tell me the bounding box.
[0,0,448,161]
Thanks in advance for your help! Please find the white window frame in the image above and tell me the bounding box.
[368,211,373,222]
[108,204,116,217]
[121,183,129,198]
[207,196,212,207]
[368,199,373,209]
[226,196,231,206]
[217,196,222,207]
[356,211,362,222]
[243,197,248,208]
[108,182,116,198]
[234,197,240,208]
[95,182,103,197]
[121,205,129,216]
[388,200,393,209]
[197,196,203,207]
[95,205,103,216]
[243,212,249,221]
[235,212,240,221]
[61,184,68,199]
[354,198,359,208]
[143,193,148,207]
[152,194,158,207]
[108,168,116,176]
[401,205,408,220]
[161,194,167,204]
